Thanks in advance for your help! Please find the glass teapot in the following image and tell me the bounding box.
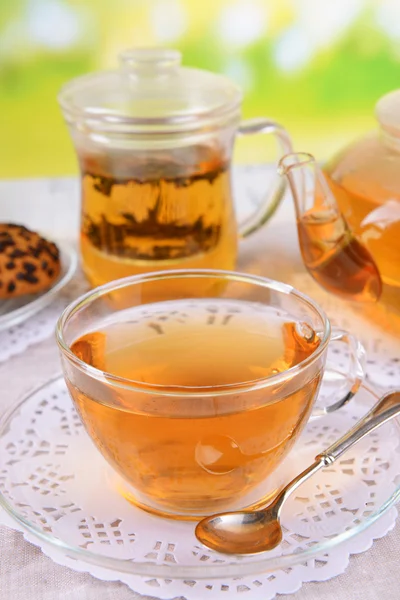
[279,90,400,319]
[59,48,292,287]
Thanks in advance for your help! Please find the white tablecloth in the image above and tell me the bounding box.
[0,176,399,600]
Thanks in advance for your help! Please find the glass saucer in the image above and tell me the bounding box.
[0,374,399,580]
[0,242,77,331]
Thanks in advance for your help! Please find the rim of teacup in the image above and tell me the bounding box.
[56,269,331,396]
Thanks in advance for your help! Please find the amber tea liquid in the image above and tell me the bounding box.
[68,299,322,516]
[80,152,237,287]
[325,174,400,311]
[297,208,382,302]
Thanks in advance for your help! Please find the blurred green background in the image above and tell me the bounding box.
[1,0,400,178]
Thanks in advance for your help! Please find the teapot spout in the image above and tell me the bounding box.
[278,152,382,303]
[278,152,340,220]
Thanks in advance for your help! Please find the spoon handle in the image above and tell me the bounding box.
[317,391,400,465]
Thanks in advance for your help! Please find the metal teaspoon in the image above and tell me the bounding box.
[195,390,400,555]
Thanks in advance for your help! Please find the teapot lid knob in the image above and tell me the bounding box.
[118,48,181,76]
[376,89,400,136]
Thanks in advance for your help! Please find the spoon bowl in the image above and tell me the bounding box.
[196,510,282,555]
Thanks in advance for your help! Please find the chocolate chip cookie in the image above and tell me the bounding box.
[0,224,61,298]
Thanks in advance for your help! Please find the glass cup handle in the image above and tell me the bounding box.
[312,328,366,418]
[236,118,293,238]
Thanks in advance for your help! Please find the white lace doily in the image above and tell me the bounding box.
[0,375,398,600]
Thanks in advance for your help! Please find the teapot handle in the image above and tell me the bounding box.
[236,118,293,238]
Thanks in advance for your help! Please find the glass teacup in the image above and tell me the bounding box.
[56,270,365,519]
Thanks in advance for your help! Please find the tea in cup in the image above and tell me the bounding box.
[57,270,364,518]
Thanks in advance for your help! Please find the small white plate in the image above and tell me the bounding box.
[0,241,77,331]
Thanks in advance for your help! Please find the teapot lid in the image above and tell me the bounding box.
[375,89,400,136]
[58,48,242,135]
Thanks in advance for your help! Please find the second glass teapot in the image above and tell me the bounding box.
[323,89,400,314]
[59,48,291,287]
[279,90,400,320]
